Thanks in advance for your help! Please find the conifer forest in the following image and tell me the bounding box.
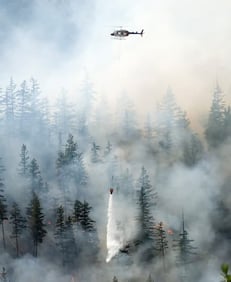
[0,1,231,282]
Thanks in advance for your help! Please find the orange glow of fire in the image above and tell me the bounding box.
[167,229,174,235]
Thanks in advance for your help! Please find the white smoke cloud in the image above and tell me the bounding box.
[1,0,231,119]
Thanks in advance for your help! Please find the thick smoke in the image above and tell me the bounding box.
[0,1,231,282]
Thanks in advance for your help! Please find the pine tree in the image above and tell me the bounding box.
[104,140,112,157]
[0,198,7,251]
[113,276,118,282]
[155,88,177,152]
[173,213,196,281]
[54,206,66,266]
[79,201,95,231]
[144,114,154,145]
[155,88,191,156]
[15,80,31,136]
[182,133,204,167]
[56,134,88,217]
[30,78,42,117]
[77,77,95,139]
[91,142,101,163]
[135,167,157,260]
[73,200,99,263]
[154,222,168,270]
[9,202,26,257]
[118,168,134,198]
[29,158,44,193]
[29,78,50,141]
[0,158,7,250]
[0,87,4,118]
[0,79,15,120]
[57,134,88,185]
[223,106,231,141]
[64,216,77,268]
[120,96,139,140]
[72,200,83,223]
[27,193,47,257]
[18,144,30,177]
[4,78,17,135]
[64,134,78,163]
[53,91,75,140]
[136,167,157,242]
[173,215,196,265]
[55,207,77,268]
[205,83,226,148]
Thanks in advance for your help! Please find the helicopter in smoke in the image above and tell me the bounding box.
[110,28,144,38]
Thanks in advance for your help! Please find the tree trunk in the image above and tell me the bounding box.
[1,222,6,250]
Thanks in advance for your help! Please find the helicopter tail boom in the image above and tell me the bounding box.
[129,29,144,36]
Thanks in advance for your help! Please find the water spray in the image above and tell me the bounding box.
[106,188,122,262]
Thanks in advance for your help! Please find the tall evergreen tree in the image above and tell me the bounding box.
[155,88,177,152]
[205,83,226,148]
[57,134,87,184]
[0,87,4,118]
[53,91,75,142]
[29,78,50,141]
[72,200,83,224]
[56,134,88,211]
[154,222,168,270]
[182,133,204,167]
[27,193,47,257]
[29,158,44,193]
[155,88,191,157]
[55,207,77,268]
[121,96,139,140]
[15,80,31,136]
[104,140,112,157]
[0,79,16,122]
[91,142,101,163]
[77,77,95,140]
[9,202,26,257]
[0,158,7,250]
[117,168,134,198]
[144,114,155,145]
[136,167,157,242]
[173,214,196,282]
[4,78,17,135]
[223,106,231,141]
[135,167,157,260]
[64,216,77,268]
[18,144,30,177]
[73,200,99,263]
[54,205,66,266]
[79,201,95,232]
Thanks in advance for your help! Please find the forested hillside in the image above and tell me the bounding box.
[0,78,230,281]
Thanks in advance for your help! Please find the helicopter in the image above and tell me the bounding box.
[110,29,144,38]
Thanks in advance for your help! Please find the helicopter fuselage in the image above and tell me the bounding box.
[110,29,143,37]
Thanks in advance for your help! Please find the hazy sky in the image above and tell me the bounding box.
[1,0,231,127]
